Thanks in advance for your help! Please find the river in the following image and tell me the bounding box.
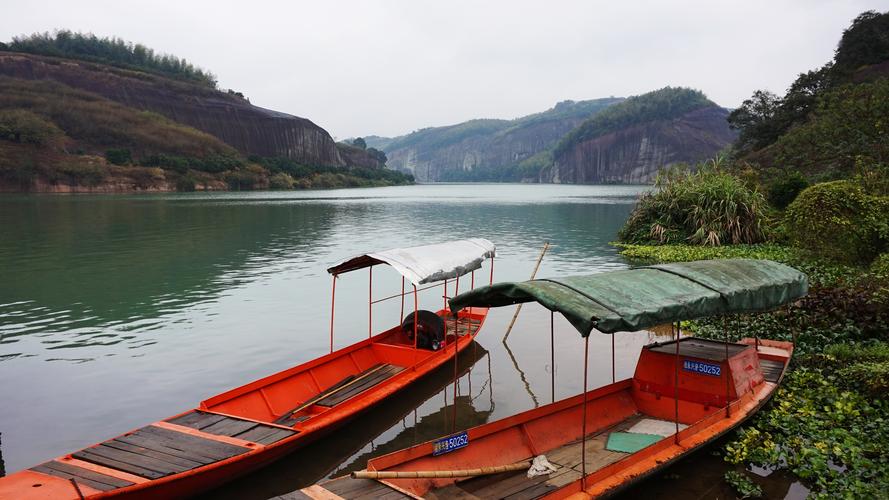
[0,183,804,498]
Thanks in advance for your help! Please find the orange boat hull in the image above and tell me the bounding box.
[308,336,792,499]
[0,308,487,499]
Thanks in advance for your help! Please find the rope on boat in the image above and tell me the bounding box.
[351,460,531,479]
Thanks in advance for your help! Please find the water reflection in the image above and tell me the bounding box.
[0,184,649,482]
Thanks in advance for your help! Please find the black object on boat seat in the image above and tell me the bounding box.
[402,310,445,350]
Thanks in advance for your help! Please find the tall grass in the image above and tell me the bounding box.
[619,159,768,246]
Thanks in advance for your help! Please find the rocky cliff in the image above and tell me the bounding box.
[545,105,736,184]
[380,98,623,182]
[0,52,368,168]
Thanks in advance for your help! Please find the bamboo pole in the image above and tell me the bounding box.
[352,461,531,479]
[503,242,550,341]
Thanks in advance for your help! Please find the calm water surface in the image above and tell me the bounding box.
[0,184,803,498]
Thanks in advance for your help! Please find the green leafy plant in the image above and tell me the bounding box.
[724,470,763,499]
[618,162,769,246]
[784,180,889,264]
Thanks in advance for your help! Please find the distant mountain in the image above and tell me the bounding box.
[544,87,736,184]
[373,98,624,182]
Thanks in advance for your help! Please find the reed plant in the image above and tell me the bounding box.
[619,159,768,246]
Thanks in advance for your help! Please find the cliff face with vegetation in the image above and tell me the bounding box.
[0,32,410,192]
[0,52,350,167]
[378,98,624,182]
[545,104,735,184]
[543,88,736,184]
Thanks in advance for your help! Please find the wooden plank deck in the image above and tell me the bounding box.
[445,317,482,338]
[31,422,259,491]
[308,415,653,500]
[759,359,784,383]
[168,410,297,445]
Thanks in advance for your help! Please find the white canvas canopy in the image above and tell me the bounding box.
[327,238,496,286]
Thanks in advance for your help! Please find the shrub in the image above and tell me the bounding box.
[268,172,295,189]
[872,253,889,278]
[784,180,889,263]
[765,170,808,209]
[105,148,131,165]
[0,109,64,146]
[618,163,769,246]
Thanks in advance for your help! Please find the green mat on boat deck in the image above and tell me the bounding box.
[605,432,662,453]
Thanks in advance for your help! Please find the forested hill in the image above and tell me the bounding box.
[368,88,735,184]
[371,97,624,182]
[543,87,736,184]
[728,10,889,183]
[0,31,411,192]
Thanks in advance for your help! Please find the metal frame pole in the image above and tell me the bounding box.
[581,336,590,488]
[400,276,405,321]
[489,256,495,285]
[329,275,337,353]
[674,321,680,444]
[413,285,419,350]
[368,266,373,339]
[722,320,740,418]
[443,279,448,311]
[611,334,616,383]
[551,311,555,404]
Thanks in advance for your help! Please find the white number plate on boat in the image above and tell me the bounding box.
[432,431,469,456]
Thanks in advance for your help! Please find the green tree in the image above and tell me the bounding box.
[351,137,367,149]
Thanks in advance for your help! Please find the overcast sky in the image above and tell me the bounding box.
[3,0,888,139]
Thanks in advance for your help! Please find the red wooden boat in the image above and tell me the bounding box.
[0,239,496,499]
[305,259,807,499]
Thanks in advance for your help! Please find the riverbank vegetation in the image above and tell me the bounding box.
[617,10,889,498]
[2,30,218,88]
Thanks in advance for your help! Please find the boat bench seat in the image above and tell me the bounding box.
[274,363,404,427]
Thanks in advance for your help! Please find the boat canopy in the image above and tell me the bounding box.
[448,259,807,335]
[327,238,496,286]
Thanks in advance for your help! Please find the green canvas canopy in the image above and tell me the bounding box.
[448,259,808,336]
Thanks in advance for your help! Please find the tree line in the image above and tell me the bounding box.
[1,30,218,88]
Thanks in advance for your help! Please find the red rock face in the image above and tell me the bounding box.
[546,106,737,184]
[0,52,372,168]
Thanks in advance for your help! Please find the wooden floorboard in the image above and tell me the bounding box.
[167,411,227,430]
[114,433,216,465]
[72,449,167,479]
[32,461,134,492]
[314,364,403,407]
[137,426,250,460]
[760,359,784,383]
[102,439,205,469]
[200,417,258,437]
[430,415,642,500]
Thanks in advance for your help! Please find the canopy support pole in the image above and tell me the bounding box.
[453,276,460,433]
[400,277,405,321]
[413,285,419,350]
[722,319,732,418]
[581,335,589,488]
[329,275,337,354]
[674,321,680,445]
[611,333,616,384]
[551,311,555,404]
[368,266,373,340]
[470,270,475,318]
[443,279,448,311]
[489,256,495,285]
